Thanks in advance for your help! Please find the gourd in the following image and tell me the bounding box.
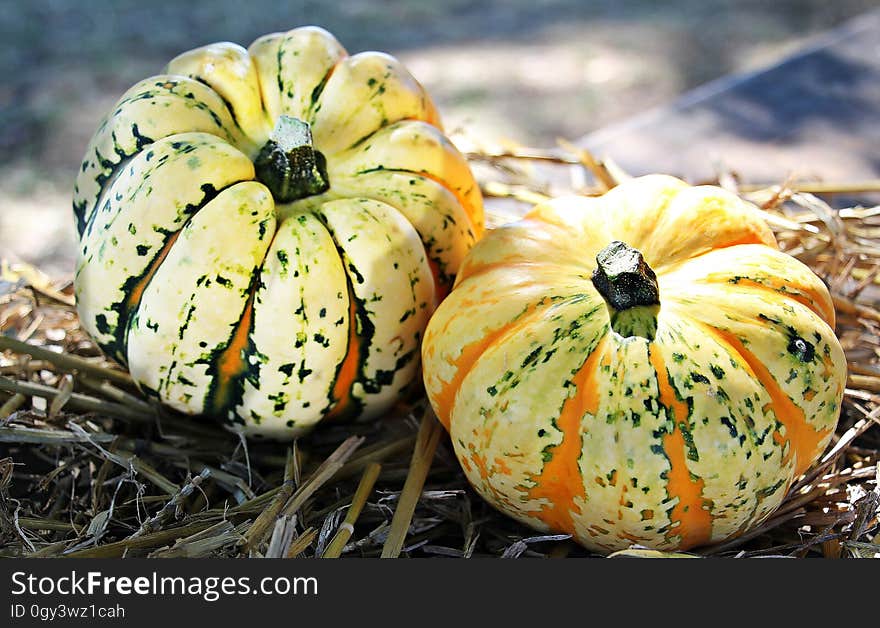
[73,26,483,439]
[422,175,845,552]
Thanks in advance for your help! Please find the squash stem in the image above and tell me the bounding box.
[254,115,330,203]
[592,241,660,311]
[592,241,660,339]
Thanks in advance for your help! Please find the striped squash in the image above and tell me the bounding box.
[422,175,845,552]
[73,26,483,439]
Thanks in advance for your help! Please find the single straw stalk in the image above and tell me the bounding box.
[323,462,382,558]
[381,408,443,558]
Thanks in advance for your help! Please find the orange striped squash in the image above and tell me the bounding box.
[422,175,846,553]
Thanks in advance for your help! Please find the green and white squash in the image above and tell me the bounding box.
[73,26,484,439]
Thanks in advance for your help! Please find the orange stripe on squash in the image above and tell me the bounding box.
[124,231,181,315]
[325,285,361,421]
[211,289,256,413]
[525,339,606,535]
[648,348,713,550]
[398,167,483,240]
[707,326,829,476]
[711,232,776,251]
[432,302,544,430]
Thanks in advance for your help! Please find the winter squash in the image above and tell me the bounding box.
[422,175,845,552]
[73,26,483,439]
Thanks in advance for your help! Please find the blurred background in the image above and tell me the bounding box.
[1,0,877,275]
